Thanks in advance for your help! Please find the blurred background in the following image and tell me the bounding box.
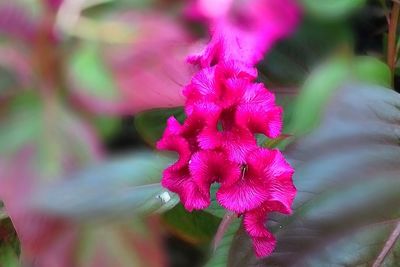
[0,0,400,266]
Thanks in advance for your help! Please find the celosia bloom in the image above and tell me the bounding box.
[158,0,299,258]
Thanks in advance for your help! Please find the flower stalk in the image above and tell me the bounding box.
[387,1,400,85]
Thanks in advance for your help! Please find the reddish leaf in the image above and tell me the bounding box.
[70,11,195,115]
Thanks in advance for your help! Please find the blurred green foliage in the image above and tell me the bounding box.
[300,0,366,19]
[70,43,119,99]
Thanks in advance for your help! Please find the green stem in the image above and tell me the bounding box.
[372,221,400,267]
[212,211,236,252]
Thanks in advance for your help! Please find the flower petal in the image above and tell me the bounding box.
[161,167,209,211]
[243,206,276,258]
[252,235,276,258]
[220,127,258,163]
[216,173,268,213]
[179,179,211,211]
[198,126,257,163]
[156,135,191,171]
[182,101,221,151]
[247,149,295,214]
[236,83,282,138]
[164,116,183,136]
[189,150,240,196]
[183,67,217,115]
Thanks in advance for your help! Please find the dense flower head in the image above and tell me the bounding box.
[157,0,298,259]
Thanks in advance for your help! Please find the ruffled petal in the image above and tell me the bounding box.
[236,83,282,138]
[184,64,252,113]
[163,116,183,136]
[183,101,221,130]
[189,150,240,196]
[216,172,268,213]
[243,205,276,258]
[252,235,276,258]
[161,167,209,211]
[217,77,247,109]
[247,149,295,214]
[156,135,191,171]
[198,125,257,163]
[265,150,296,214]
[183,67,217,115]
[197,126,222,149]
[161,166,188,193]
[220,127,258,163]
[243,203,272,236]
[182,101,221,151]
[179,179,211,211]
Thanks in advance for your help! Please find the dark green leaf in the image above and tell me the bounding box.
[0,218,19,267]
[134,107,185,146]
[30,152,179,221]
[163,204,220,245]
[228,84,400,266]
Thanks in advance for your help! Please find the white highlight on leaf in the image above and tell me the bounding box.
[158,191,171,204]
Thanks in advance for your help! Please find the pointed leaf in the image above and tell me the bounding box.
[30,152,179,221]
[228,84,400,266]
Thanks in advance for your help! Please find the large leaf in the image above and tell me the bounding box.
[69,11,191,115]
[0,91,102,267]
[30,152,179,221]
[0,93,171,266]
[74,216,167,267]
[228,84,400,266]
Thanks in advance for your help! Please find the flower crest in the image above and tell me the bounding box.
[157,0,299,258]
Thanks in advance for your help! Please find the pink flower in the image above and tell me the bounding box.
[240,149,295,257]
[189,150,241,198]
[217,149,295,213]
[157,0,299,258]
[184,63,282,163]
[158,56,293,258]
[156,101,221,211]
[156,117,209,211]
[243,207,277,258]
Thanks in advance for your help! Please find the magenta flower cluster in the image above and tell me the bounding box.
[157,0,299,258]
